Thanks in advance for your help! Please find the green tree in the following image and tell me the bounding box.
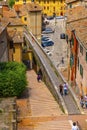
[0,62,27,97]
[8,0,15,8]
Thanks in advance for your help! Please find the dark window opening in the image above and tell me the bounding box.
[80,45,83,55]
[78,57,79,70]
[86,52,87,62]
[10,40,13,49]
[13,47,15,53]
[80,64,83,78]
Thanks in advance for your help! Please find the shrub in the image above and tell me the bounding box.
[0,62,27,97]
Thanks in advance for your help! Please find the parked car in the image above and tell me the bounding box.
[56,16,67,20]
[60,33,66,39]
[41,36,50,41]
[41,40,54,47]
[42,27,54,34]
[47,16,54,20]
[56,16,64,19]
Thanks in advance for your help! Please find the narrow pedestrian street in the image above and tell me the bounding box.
[17,70,87,130]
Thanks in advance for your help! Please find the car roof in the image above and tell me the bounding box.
[42,40,53,43]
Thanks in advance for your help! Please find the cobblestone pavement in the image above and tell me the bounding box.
[17,70,87,130]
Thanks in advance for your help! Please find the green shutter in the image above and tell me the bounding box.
[80,64,83,78]
[78,57,79,70]
[71,37,74,46]
[70,53,74,68]
[86,52,87,62]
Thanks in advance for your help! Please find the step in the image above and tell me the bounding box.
[34,120,71,130]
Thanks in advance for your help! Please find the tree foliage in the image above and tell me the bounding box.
[0,62,27,97]
[8,0,15,8]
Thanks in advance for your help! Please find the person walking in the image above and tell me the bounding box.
[37,74,41,82]
[84,94,87,108]
[80,95,84,108]
[61,57,64,64]
[72,122,79,130]
[63,82,68,95]
[59,84,63,95]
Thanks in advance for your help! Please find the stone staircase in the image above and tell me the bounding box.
[17,70,72,130]
[17,70,87,130]
[34,120,71,130]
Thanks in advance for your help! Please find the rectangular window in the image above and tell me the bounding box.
[71,37,74,46]
[44,6,46,10]
[10,40,13,49]
[47,0,49,4]
[80,64,83,78]
[78,57,79,70]
[53,0,55,3]
[47,6,49,10]
[44,0,46,3]
[80,45,83,55]
[53,7,55,11]
[13,47,15,53]
[86,52,87,62]
[23,0,26,3]
[69,4,72,8]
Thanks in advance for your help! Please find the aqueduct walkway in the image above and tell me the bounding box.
[24,29,81,115]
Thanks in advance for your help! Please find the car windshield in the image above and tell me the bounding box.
[46,28,52,31]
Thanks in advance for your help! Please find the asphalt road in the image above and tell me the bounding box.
[42,18,68,70]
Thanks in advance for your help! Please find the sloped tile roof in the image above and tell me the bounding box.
[66,6,87,23]
[0,17,9,34]
[3,9,17,18]
[8,30,24,43]
[14,4,27,16]
[66,0,77,4]
[66,4,87,49]
[8,18,24,26]
[26,2,42,12]
[14,2,42,16]
[67,19,87,49]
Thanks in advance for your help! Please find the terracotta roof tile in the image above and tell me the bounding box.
[14,4,27,16]
[14,4,22,12]
[8,17,24,26]
[3,9,17,18]
[26,2,42,12]
[66,0,77,4]
[0,17,9,34]
[67,19,87,49]
[8,30,24,43]
[66,6,87,23]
